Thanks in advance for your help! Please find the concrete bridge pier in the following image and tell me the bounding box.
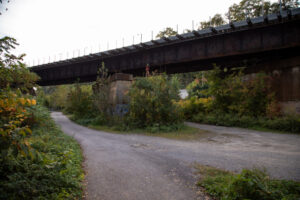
[108,73,133,115]
[272,66,300,116]
[246,55,300,116]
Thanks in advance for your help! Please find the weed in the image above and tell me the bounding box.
[196,165,300,200]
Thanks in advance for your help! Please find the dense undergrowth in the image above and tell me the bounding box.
[0,106,84,200]
[179,66,300,133]
[40,68,185,133]
[192,112,300,133]
[0,36,84,199]
[196,165,300,200]
[41,65,300,134]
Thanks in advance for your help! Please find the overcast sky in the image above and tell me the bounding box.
[0,0,275,66]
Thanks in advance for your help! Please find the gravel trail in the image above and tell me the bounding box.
[51,112,300,200]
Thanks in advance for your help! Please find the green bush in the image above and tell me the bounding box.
[0,37,84,199]
[261,116,300,133]
[64,83,96,120]
[179,66,300,133]
[205,66,274,117]
[199,167,300,200]
[0,106,84,200]
[192,112,300,133]
[186,79,209,98]
[177,97,209,120]
[127,74,183,130]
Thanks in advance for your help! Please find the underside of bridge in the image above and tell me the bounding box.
[31,8,300,86]
[31,9,300,113]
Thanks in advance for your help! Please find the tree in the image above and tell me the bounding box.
[226,0,299,22]
[199,14,226,29]
[156,27,177,39]
[0,37,39,93]
[128,74,183,129]
[92,62,112,119]
[0,36,38,164]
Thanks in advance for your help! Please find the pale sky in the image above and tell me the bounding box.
[0,0,275,66]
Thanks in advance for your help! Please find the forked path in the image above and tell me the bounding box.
[51,112,300,200]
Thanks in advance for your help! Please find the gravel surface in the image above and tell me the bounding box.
[51,112,300,200]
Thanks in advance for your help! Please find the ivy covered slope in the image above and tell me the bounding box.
[0,36,84,199]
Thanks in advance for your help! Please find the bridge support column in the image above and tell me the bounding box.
[272,66,300,115]
[108,73,133,115]
[246,55,300,116]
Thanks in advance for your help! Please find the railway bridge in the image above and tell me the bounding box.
[31,8,300,114]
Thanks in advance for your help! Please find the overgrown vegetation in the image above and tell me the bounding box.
[0,37,84,199]
[0,106,84,199]
[196,165,300,200]
[126,74,183,130]
[178,66,300,133]
[41,67,186,133]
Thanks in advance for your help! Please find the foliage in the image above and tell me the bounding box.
[127,74,183,130]
[64,82,95,120]
[0,37,39,93]
[0,36,84,199]
[177,66,300,133]
[92,62,112,120]
[192,113,300,133]
[0,89,36,162]
[38,85,71,110]
[57,63,114,126]
[0,106,84,200]
[59,71,186,133]
[205,66,274,117]
[200,14,226,29]
[0,36,39,163]
[186,77,208,98]
[197,166,300,200]
[156,27,177,39]
[172,72,201,89]
[176,97,212,120]
[156,0,300,40]
[260,116,300,133]
[227,0,299,22]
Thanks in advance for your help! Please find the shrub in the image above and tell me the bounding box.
[0,106,84,199]
[191,112,300,133]
[177,97,212,119]
[205,66,274,117]
[261,116,300,133]
[47,85,70,110]
[199,167,300,200]
[64,83,96,119]
[58,63,112,125]
[177,66,300,133]
[0,89,35,160]
[127,74,183,130]
[0,36,39,161]
[0,36,83,199]
[186,79,209,98]
[92,62,112,120]
[0,37,39,93]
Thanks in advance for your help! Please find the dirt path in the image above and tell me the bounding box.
[51,112,300,200]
